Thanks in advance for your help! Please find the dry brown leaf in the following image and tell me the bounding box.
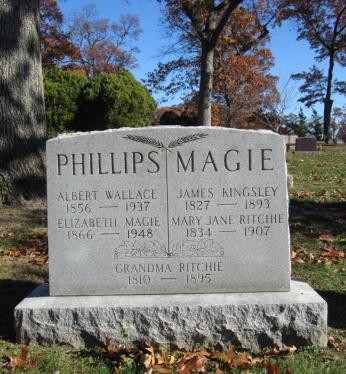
[318,234,333,242]
[321,248,344,258]
[264,345,280,356]
[0,231,14,238]
[264,345,297,357]
[8,346,41,369]
[307,253,315,260]
[176,356,208,374]
[144,354,154,369]
[169,353,177,365]
[286,346,297,355]
[183,350,210,360]
[212,347,257,369]
[155,354,166,365]
[211,351,233,364]
[143,343,156,368]
[230,352,253,369]
[101,335,119,360]
[291,257,305,264]
[263,360,280,374]
[215,368,224,374]
[153,366,171,373]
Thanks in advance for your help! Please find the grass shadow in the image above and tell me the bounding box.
[0,279,38,341]
[317,290,346,330]
[22,207,47,227]
[289,199,346,240]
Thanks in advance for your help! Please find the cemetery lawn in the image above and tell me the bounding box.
[0,145,345,373]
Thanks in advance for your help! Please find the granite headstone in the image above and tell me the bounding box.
[47,127,290,296]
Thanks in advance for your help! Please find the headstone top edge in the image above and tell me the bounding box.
[47,126,279,143]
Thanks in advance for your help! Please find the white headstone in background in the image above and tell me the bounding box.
[47,127,290,296]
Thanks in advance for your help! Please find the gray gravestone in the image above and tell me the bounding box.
[47,127,290,296]
[16,126,327,351]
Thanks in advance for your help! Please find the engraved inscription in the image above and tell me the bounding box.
[47,128,290,295]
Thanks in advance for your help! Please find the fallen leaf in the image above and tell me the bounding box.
[177,354,208,374]
[211,351,235,364]
[263,360,280,374]
[144,353,154,369]
[183,350,210,360]
[153,366,171,373]
[307,253,315,260]
[0,231,14,238]
[321,248,344,258]
[7,346,41,369]
[263,346,281,356]
[143,343,156,368]
[263,345,296,356]
[156,354,165,365]
[286,346,297,355]
[291,257,305,264]
[211,347,258,369]
[101,335,119,360]
[231,352,253,368]
[318,234,333,242]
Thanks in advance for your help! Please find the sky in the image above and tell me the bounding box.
[59,0,345,118]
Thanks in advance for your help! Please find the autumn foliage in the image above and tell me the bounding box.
[39,0,79,68]
[39,1,142,76]
[149,3,280,127]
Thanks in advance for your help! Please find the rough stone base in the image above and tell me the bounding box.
[15,281,327,353]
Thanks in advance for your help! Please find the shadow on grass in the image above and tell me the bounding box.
[0,279,38,341]
[22,207,47,227]
[317,290,346,330]
[289,199,346,240]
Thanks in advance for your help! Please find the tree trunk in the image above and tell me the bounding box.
[224,94,232,127]
[197,43,214,127]
[323,53,334,144]
[0,0,46,204]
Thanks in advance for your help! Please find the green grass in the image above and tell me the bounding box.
[0,145,345,373]
[287,146,346,293]
[287,145,346,202]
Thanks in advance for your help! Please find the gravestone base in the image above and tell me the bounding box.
[15,281,327,353]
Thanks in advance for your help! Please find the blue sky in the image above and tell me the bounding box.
[59,0,345,117]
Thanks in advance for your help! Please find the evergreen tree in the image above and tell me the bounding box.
[296,108,309,137]
[79,71,157,131]
[44,67,88,137]
[309,109,323,140]
[288,108,309,137]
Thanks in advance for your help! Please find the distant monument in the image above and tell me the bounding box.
[295,137,318,152]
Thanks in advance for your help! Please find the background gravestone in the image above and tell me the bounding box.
[295,137,317,152]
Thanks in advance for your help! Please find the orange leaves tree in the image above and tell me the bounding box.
[156,0,245,126]
[148,1,280,127]
[39,0,78,69]
[213,7,279,127]
[279,0,346,143]
[67,4,142,77]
